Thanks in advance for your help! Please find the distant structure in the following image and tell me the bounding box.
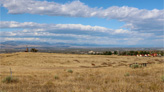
[25,45,29,52]
[88,51,95,54]
[136,53,160,57]
[88,51,102,55]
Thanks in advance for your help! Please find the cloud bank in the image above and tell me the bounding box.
[0,0,163,47]
[0,21,162,46]
[1,0,164,33]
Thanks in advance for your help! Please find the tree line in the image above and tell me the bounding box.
[95,50,164,56]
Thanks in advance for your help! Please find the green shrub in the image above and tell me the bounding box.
[130,64,139,69]
[139,65,143,68]
[161,75,164,82]
[2,76,18,83]
[54,75,59,79]
[124,73,130,76]
[30,48,38,52]
[0,90,7,92]
[67,69,73,73]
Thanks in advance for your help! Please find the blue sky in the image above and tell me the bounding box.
[0,0,164,47]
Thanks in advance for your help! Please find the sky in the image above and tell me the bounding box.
[0,0,164,47]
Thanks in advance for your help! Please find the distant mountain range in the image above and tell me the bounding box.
[0,41,163,54]
[0,41,116,47]
[0,41,163,49]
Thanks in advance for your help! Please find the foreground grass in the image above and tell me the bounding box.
[0,52,164,92]
[2,76,18,83]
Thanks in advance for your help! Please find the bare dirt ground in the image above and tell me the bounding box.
[0,52,164,92]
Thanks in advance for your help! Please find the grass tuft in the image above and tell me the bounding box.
[2,76,18,83]
[131,64,139,68]
[124,73,130,76]
[161,75,164,82]
[54,75,59,79]
[67,69,73,73]
[130,64,143,69]
[0,90,7,92]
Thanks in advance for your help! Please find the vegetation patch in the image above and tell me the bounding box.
[67,69,73,73]
[161,75,164,82]
[149,83,160,91]
[2,76,18,83]
[54,75,59,79]
[124,73,130,76]
[0,90,7,92]
[43,81,54,87]
[30,48,38,52]
[130,64,143,69]
[130,64,139,68]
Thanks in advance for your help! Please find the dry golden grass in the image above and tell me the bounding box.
[0,52,164,92]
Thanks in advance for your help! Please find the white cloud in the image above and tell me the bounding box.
[1,0,163,19]
[0,21,47,28]
[1,0,163,33]
[0,21,120,34]
[0,21,161,46]
[0,0,163,46]
[1,21,152,36]
[1,37,40,41]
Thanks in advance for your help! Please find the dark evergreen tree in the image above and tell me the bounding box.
[30,48,38,52]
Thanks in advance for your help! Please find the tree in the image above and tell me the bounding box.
[114,51,118,55]
[134,51,138,55]
[30,48,38,52]
[160,51,164,56]
[140,51,144,54]
[121,51,126,55]
[129,51,134,55]
[103,51,112,55]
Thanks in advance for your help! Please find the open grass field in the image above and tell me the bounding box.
[0,52,164,92]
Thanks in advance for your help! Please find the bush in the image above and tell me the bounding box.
[161,75,164,82]
[54,75,59,79]
[114,51,118,55]
[130,64,139,69]
[67,69,73,73]
[30,48,38,52]
[0,90,7,92]
[130,64,144,69]
[124,73,130,76]
[103,51,112,55]
[2,76,18,83]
